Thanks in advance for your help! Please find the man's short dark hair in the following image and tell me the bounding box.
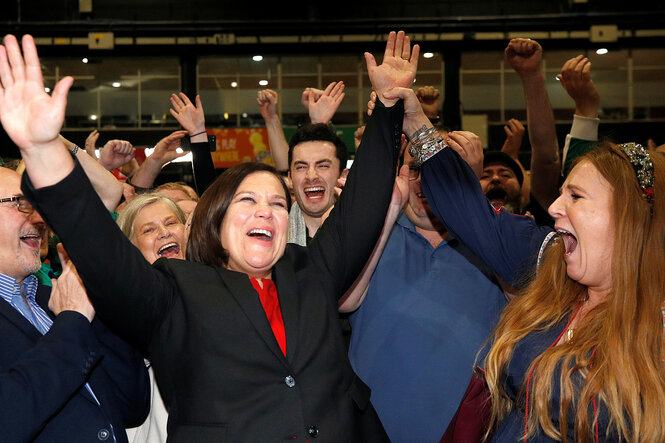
[288,123,348,174]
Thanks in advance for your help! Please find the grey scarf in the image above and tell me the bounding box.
[287,202,308,246]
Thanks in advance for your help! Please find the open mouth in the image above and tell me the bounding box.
[247,228,273,242]
[19,233,40,249]
[158,242,181,258]
[485,187,507,201]
[304,186,325,200]
[556,228,578,257]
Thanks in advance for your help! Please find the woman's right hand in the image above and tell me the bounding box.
[0,34,75,187]
[382,87,431,139]
[0,35,72,153]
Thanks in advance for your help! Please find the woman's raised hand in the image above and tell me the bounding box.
[364,31,419,107]
[0,35,72,153]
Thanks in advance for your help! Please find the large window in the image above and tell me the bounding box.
[632,49,665,120]
[198,56,280,127]
[461,47,664,125]
[46,47,665,131]
[43,57,180,129]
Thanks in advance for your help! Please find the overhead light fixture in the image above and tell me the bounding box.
[242,112,248,118]
[259,80,268,86]
[44,87,51,93]
[253,55,263,62]
[82,57,89,63]
[423,52,434,59]
[112,82,121,88]
[596,48,608,55]
[230,81,238,88]
[90,114,97,121]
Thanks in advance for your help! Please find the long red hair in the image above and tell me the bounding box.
[484,143,665,441]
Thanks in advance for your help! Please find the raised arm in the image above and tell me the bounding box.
[84,129,99,157]
[130,130,188,189]
[169,92,217,193]
[499,118,531,205]
[338,161,409,313]
[98,139,135,171]
[383,85,553,285]
[505,38,560,209]
[306,81,345,125]
[415,86,441,120]
[1,35,176,350]
[257,89,289,171]
[310,30,417,296]
[0,35,74,186]
[500,118,525,160]
[339,124,486,312]
[558,55,600,120]
[58,135,123,211]
[558,55,600,175]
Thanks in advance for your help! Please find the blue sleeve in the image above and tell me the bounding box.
[420,147,553,286]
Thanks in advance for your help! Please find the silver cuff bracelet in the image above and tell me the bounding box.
[408,126,446,166]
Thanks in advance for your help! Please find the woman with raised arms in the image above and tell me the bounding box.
[0,31,418,441]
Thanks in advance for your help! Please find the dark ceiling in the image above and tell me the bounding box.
[2,0,664,35]
[1,0,663,158]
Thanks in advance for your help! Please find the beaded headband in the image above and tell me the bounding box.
[619,142,655,208]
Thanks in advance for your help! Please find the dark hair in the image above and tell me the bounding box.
[186,162,291,267]
[288,123,348,174]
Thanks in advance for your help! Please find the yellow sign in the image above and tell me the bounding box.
[209,128,275,168]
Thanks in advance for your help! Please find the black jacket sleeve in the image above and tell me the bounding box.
[307,99,404,297]
[191,140,217,195]
[22,162,178,353]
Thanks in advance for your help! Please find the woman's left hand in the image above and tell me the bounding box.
[170,92,206,139]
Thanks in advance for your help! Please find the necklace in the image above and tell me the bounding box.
[523,300,598,442]
[565,327,575,342]
[564,295,589,343]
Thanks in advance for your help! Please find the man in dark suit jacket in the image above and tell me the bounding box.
[0,166,149,442]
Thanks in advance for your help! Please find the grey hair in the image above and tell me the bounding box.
[116,193,186,241]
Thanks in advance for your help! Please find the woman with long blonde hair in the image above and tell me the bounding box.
[399,83,665,441]
[480,144,665,442]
